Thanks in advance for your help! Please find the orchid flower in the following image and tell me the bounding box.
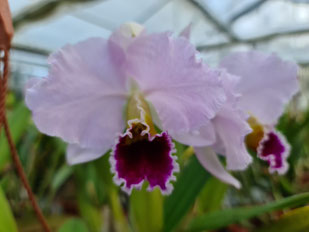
[190,51,299,188]
[220,51,299,175]
[179,24,299,188]
[25,23,226,194]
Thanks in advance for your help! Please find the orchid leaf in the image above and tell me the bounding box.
[256,205,309,232]
[163,155,210,232]
[197,177,228,213]
[0,186,18,232]
[0,103,30,171]
[188,192,309,231]
[58,218,89,232]
[130,187,163,232]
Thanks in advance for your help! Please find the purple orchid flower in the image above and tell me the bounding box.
[179,23,299,188]
[192,51,299,188]
[25,23,226,194]
[220,51,299,175]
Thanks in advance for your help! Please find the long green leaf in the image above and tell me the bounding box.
[0,103,30,170]
[0,186,18,232]
[197,177,227,213]
[188,192,309,231]
[58,218,89,232]
[163,156,210,232]
[256,205,309,232]
[130,187,163,232]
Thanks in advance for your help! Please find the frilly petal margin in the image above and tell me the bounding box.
[211,70,252,171]
[220,51,299,125]
[195,147,241,188]
[125,33,226,134]
[66,144,106,165]
[212,106,253,171]
[257,129,290,174]
[25,38,127,152]
[110,119,179,195]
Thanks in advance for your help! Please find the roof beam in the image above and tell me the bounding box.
[197,27,309,51]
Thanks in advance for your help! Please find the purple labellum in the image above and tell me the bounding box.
[257,130,290,174]
[110,122,178,195]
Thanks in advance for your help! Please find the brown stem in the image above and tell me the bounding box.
[0,49,51,232]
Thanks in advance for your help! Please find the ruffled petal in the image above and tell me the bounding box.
[212,106,252,170]
[110,121,178,195]
[220,51,299,125]
[125,33,226,134]
[25,38,127,152]
[195,147,241,188]
[211,70,252,170]
[257,129,290,174]
[66,144,106,165]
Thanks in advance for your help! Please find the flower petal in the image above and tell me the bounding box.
[212,106,252,170]
[125,33,226,133]
[211,71,252,170]
[111,122,178,195]
[66,144,105,165]
[195,147,241,188]
[170,122,216,147]
[220,51,299,125]
[25,38,127,152]
[257,129,290,174]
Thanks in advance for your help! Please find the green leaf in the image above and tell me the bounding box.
[130,186,163,232]
[197,177,227,213]
[77,194,102,232]
[188,192,309,231]
[256,206,309,232]
[51,165,73,194]
[163,156,210,232]
[0,186,18,232]
[0,103,30,170]
[58,218,89,232]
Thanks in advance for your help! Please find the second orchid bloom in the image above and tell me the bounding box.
[25,23,299,194]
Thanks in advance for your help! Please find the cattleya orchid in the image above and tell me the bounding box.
[25,23,227,194]
[190,51,299,188]
[220,52,299,173]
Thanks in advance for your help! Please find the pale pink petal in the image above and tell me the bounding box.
[195,147,241,188]
[125,33,226,134]
[212,105,253,170]
[211,71,253,170]
[220,51,299,125]
[25,38,127,152]
[170,122,216,147]
[66,144,106,165]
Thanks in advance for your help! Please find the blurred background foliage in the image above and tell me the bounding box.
[3,0,309,231]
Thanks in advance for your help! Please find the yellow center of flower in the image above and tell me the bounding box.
[126,91,157,136]
[245,116,265,150]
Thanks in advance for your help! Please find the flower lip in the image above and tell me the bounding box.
[110,120,178,195]
[110,92,178,195]
[257,129,290,174]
